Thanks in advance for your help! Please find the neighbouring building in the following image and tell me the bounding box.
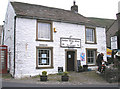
[116,13,120,49]
[3,1,107,78]
[88,17,116,48]
[0,25,3,45]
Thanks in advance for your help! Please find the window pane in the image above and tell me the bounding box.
[38,22,51,40]
[88,58,90,63]
[91,58,94,63]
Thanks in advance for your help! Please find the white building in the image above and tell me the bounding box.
[4,1,107,78]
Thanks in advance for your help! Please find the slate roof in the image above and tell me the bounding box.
[10,2,103,27]
[87,17,115,31]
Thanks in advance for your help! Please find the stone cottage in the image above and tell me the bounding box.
[3,1,107,78]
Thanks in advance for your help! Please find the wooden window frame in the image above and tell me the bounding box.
[86,48,97,66]
[36,47,53,69]
[36,20,53,42]
[85,27,97,44]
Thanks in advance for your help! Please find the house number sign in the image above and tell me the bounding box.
[60,37,81,48]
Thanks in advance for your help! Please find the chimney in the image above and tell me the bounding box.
[117,1,120,31]
[71,1,78,13]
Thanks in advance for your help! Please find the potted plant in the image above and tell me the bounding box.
[83,65,88,71]
[78,66,83,72]
[40,71,47,81]
[61,71,69,81]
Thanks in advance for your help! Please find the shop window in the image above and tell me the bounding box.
[36,47,53,68]
[86,49,97,65]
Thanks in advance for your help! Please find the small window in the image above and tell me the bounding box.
[86,28,96,43]
[37,20,53,41]
[36,47,53,68]
[86,49,97,65]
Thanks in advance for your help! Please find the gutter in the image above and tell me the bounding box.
[13,16,16,77]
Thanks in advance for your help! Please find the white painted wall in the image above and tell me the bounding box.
[118,1,120,13]
[4,2,16,75]
[14,17,107,78]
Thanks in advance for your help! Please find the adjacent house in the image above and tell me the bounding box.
[3,1,107,78]
[0,25,3,45]
[116,13,120,49]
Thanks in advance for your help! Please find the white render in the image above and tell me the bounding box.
[4,2,16,76]
[4,2,107,79]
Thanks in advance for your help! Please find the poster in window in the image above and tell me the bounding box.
[42,54,47,58]
[80,53,85,61]
[42,59,47,64]
[68,55,71,58]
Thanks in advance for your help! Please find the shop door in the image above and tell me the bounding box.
[0,45,7,74]
[67,51,75,71]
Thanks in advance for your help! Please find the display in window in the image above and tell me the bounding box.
[42,54,47,58]
[41,59,47,64]
[80,52,85,61]
[68,55,71,58]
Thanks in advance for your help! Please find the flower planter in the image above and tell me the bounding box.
[79,69,83,72]
[40,75,47,81]
[61,75,69,81]
[83,65,88,71]
[78,66,83,72]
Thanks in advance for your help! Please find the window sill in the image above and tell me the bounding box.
[87,64,96,66]
[36,39,53,42]
[36,66,54,69]
[85,42,97,44]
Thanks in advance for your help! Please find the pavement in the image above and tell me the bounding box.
[1,71,120,87]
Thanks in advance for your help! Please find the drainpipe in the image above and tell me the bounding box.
[13,16,16,77]
[2,25,4,45]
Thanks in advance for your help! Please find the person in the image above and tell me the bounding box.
[96,53,104,73]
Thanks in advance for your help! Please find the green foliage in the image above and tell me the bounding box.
[42,71,47,76]
[63,71,69,76]
[79,66,82,69]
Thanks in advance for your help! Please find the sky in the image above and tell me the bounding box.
[0,0,120,25]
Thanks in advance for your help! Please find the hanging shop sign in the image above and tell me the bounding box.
[60,37,81,48]
[111,36,118,50]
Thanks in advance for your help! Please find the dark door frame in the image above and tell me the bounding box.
[65,49,77,71]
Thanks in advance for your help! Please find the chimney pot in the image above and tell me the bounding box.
[71,1,78,13]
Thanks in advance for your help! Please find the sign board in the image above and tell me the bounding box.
[60,38,81,48]
[111,36,118,50]
[77,60,81,72]
[107,48,112,57]
[58,67,63,74]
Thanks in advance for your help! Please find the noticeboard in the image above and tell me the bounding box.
[111,36,118,50]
